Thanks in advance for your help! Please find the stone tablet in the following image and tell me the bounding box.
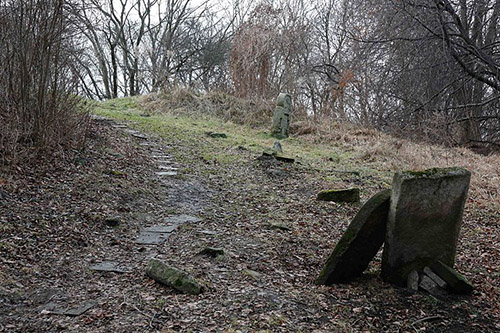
[316,189,391,285]
[381,167,471,286]
[272,93,292,139]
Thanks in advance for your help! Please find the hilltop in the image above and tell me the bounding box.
[0,91,499,332]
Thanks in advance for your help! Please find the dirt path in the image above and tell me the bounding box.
[1,117,498,332]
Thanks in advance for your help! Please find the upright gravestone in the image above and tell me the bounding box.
[272,93,292,139]
[381,167,471,286]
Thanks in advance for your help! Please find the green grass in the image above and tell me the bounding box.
[94,97,363,174]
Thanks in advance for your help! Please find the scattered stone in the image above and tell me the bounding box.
[272,93,292,139]
[197,230,217,236]
[90,261,129,273]
[151,155,171,159]
[407,270,419,292]
[243,269,262,281]
[158,165,178,171]
[381,167,471,286]
[41,300,96,316]
[205,131,227,138]
[273,141,283,154]
[164,214,202,225]
[265,168,287,177]
[143,225,178,233]
[132,133,148,140]
[156,171,178,176]
[275,155,295,163]
[419,275,444,296]
[430,260,473,294]
[104,216,120,227]
[198,247,224,257]
[146,259,203,295]
[316,188,360,203]
[423,266,447,289]
[265,222,291,231]
[112,124,128,129]
[135,232,171,245]
[316,189,390,285]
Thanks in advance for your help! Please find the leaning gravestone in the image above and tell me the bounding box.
[381,167,471,286]
[272,93,292,139]
[316,189,391,285]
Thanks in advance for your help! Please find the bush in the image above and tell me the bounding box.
[0,0,89,167]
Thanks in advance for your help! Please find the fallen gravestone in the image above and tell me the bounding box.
[146,259,203,295]
[135,215,202,245]
[381,167,471,286]
[156,171,178,176]
[316,189,391,284]
[272,93,292,139]
[317,188,360,203]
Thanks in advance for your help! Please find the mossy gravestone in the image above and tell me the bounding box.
[272,93,292,139]
[316,189,391,284]
[381,167,471,286]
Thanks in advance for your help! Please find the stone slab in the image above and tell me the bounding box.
[151,155,171,159]
[430,260,473,294]
[381,167,471,286]
[156,171,178,176]
[317,188,360,203]
[407,270,419,292]
[164,214,202,225]
[89,261,129,273]
[316,189,391,285]
[419,275,444,296]
[158,165,179,171]
[90,262,128,273]
[143,225,178,233]
[135,232,171,245]
[423,266,447,289]
[41,300,96,316]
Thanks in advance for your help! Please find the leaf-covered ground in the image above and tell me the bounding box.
[1,98,499,332]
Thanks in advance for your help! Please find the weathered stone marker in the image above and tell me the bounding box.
[316,189,391,284]
[146,259,203,295]
[381,167,471,286]
[272,93,292,139]
[317,188,360,203]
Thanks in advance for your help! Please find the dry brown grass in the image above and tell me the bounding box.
[139,88,275,128]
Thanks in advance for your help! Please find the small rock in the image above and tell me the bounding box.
[197,230,217,236]
[90,261,129,273]
[419,275,445,296]
[198,247,224,257]
[273,141,283,154]
[275,155,294,163]
[104,216,120,227]
[430,260,473,294]
[156,171,178,176]
[317,188,360,203]
[407,270,419,292]
[243,269,262,281]
[423,266,447,289]
[146,259,203,295]
[205,131,227,138]
[41,300,96,317]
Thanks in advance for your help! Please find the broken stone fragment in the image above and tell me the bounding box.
[316,188,360,203]
[243,269,262,281]
[198,247,224,257]
[423,266,447,289]
[430,260,473,294]
[407,270,419,292]
[205,131,227,138]
[381,167,471,286]
[146,259,203,295]
[419,275,445,296]
[104,216,120,227]
[316,189,390,285]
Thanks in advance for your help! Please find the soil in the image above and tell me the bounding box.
[0,117,499,332]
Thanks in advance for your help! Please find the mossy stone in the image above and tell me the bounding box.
[316,189,391,285]
[381,167,471,286]
[146,259,203,295]
[317,188,360,203]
